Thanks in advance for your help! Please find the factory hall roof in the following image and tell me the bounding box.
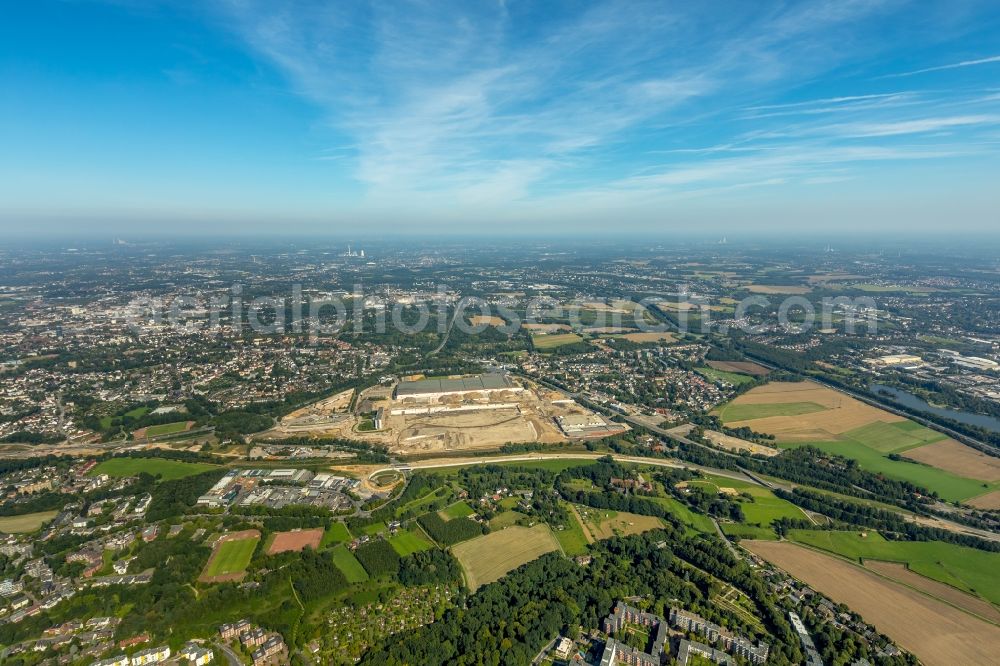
[395,373,515,396]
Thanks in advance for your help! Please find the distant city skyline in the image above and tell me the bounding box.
[2,0,999,235]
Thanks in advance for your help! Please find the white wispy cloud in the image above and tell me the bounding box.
[884,54,1000,78]
[840,114,1000,137]
[209,0,1000,218]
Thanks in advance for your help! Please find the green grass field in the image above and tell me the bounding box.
[687,474,807,526]
[717,387,991,502]
[498,496,520,510]
[395,487,451,516]
[321,522,352,547]
[839,420,946,453]
[787,529,1000,604]
[100,406,150,429]
[717,401,826,421]
[553,502,590,555]
[361,521,387,536]
[439,501,475,520]
[787,439,996,502]
[143,421,191,437]
[0,510,58,533]
[721,524,777,540]
[531,333,583,350]
[204,536,258,578]
[388,529,434,556]
[741,491,807,526]
[696,367,755,386]
[490,510,527,529]
[330,544,369,583]
[647,496,715,534]
[90,457,217,481]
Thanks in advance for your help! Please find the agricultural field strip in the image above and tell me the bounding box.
[451,525,560,591]
[715,381,997,502]
[744,540,1000,666]
[786,529,1000,606]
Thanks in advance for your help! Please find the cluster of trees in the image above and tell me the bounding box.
[0,431,62,444]
[0,455,73,475]
[210,409,274,440]
[417,511,487,546]
[262,436,390,463]
[0,491,74,516]
[653,438,932,508]
[458,464,567,523]
[232,504,330,532]
[397,549,462,586]
[278,548,349,603]
[774,488,1000,553]
[553,458,682,525]
[354,539,402,577]
[674,482,746,522]
[146,468,227,522]
[111,448,227,465]
[803,606,910,666]
[360,528,811,665]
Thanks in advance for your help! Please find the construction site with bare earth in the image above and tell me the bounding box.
[258,373,624,454]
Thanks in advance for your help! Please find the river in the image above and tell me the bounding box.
[870,383,1000,433]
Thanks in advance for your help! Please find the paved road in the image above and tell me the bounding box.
[711,518,738,557]
[211,642,241,666]
[429,306,461,355]
[370,451,759,485]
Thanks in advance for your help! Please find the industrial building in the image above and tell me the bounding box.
[866,354,923,367]
[556,414,626,439]
[393,373,523,400]
[949,355,999,371]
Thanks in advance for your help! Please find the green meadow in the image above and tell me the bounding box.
[788,529,1000,605]
[330,545,369,583]
[439,501,476,520]
[90,457,217,481]
[785,439,996,502]
[388,529,434,556]
[696,367,756,386]
[320,522,352,547]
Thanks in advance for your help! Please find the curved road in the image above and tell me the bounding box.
[368,451,758,484]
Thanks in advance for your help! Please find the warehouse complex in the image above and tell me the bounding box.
[394,373,524,400]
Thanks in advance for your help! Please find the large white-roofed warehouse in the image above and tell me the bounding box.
[393,373,524,401]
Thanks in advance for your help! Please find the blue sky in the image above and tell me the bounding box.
[1,0,999,236]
